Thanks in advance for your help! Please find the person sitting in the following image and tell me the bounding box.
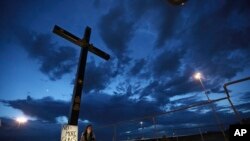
[80,124,96,141]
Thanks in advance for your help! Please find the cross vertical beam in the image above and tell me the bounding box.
[68,27,91,125]
[53,25,110,126]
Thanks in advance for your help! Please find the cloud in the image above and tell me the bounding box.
[97,0,250,107]
[0,117,60,141]
[129,58,147,76]
[17,29,77,81]
[139,66,198,105]
[81,93,162,125]
[97,0,160,64]
[1,93,250,140]
[1,96,69,123]
[98,3,134,64]
[181,0,250,80]
[152,49,184,78]
[239,92,250,102]
[153,4,183,48]
[0,0,59,43]
[1,0,250,140]
[0,0,76,81]
[0,94,161,125]
[127,0,184,48]
[83,60,117,93]
[138,0,250,105]
[96,0,250,114]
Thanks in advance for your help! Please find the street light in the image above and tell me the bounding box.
[194,72,202,80]
[140,121,143,126]
[140,121,143,139]
[193,72,227,141]
[15,116,28,127]
[194,72,207,95]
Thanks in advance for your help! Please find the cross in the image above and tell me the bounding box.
[53,25,110,125]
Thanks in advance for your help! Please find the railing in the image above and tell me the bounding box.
[94,77,250,141]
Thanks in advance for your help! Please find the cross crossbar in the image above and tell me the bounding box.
[53,25,110,60]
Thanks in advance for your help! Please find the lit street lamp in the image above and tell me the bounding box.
[194,72,209,99]
[15,116,28,127]
[140,121,143,139]
[193,72,227,141]
[194,72,216,102]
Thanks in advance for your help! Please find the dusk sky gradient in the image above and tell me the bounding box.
[0,0,250,141]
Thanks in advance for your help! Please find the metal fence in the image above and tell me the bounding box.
[94,77,250,141]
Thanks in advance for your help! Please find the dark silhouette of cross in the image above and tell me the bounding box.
[53,25,110,125]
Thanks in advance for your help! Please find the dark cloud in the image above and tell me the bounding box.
[153,4,183,48]
[127,0,183,48]
[84,60,117,93]
[98,3,134,64]
[1,0,250,140]
[138,0,250,105]
[0,0,75,81]
[239,91,250,102]
[17,29,77,80]
[0,0,59,43]
[1,96,69,122]
[0,117,60,141]
[235,102,250,116]
[152,49,184,78]
[81,92,162,125]
[92,0,100,8]
[129,58,147,76]
[97,0,250,111]
[1,94,250,140]
[139,80,170,105]
[0,94,161,125]
[139,66,198,105]
[182,0,250,80]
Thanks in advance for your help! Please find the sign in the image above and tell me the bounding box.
[61,124,78,141]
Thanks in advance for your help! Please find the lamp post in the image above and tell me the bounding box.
[194,72,227,141]
[140,121,143,139]
[15,116,28,127]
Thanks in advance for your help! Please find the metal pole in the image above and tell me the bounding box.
[222,77,250,124]
[141,122,143,139]
[223,77,250,124]
[198,78,228,141]
[199,128,204,141]
[152,117,157,140]
[113,125,117,141]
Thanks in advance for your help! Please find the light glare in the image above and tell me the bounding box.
[194,72,202,80]
[16,117,28,124]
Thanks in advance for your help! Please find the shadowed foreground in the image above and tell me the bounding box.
[134,131,228,141]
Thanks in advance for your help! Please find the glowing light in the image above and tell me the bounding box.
[194,72,202,80]
[16,117,28,124]
[140,121,143,125]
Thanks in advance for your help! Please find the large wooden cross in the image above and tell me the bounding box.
[53,25,110,125]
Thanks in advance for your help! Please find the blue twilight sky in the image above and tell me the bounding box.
[0,0,250,140]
